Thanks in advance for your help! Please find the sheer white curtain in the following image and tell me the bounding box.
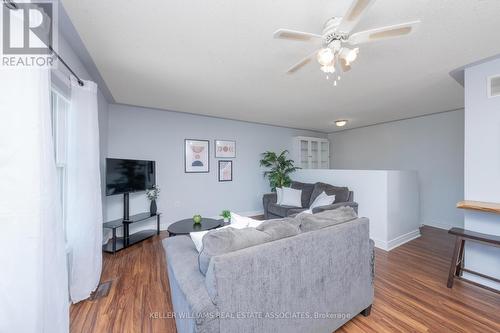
[0,36,69,333]
[66,78,103,302]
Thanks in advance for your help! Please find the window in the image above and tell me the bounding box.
[51,87,70,240]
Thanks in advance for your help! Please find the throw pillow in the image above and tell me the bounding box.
[280,187,302,207]
[230,212,263,228]
[190,229,210,252]
[309,191,336,210]
[297,206,358,232]
[256,218,301,240]
[198,227,272,275]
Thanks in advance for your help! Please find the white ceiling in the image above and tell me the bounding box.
[61,0,500,132]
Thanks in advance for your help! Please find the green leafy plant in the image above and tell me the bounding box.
[259,150,300,191]
[220,210,231,219]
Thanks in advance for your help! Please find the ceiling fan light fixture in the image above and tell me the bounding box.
[335,120,348,127]
[340,47,359,65]
[317,48,335,66]
[320,65,335,74]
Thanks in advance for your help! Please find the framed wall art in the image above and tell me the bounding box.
[218,160,233,182]
[215,140,236,158]
[185,139,209,173]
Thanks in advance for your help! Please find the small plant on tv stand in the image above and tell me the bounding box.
[146,185,160,215]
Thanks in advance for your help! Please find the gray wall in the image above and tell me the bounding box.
[106,104,326,226]
[328,110,464,229]
[463,57,500,290]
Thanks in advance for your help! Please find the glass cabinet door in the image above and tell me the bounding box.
[310,140,319,169]
[320,141,329,169]
[300,139,309,168]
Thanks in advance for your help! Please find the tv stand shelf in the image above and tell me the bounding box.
[103,212,161,254]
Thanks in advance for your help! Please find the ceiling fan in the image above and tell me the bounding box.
[273,0,420,84]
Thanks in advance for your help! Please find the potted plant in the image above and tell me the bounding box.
[146,185,160,215]
[220,210,231,223]
[259,150,300,191]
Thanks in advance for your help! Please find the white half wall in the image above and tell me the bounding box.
[463,57,500,291]
[293,169,420,251]
[106,104,326,229]
[328,110,464,230]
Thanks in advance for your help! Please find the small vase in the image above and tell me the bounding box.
[150,200,157,215]
[223,217,230,223]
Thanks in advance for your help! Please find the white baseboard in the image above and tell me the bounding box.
[373,229,421,251]
[387,229,421,251]
[422,222,457,230]
[372,238,388,251]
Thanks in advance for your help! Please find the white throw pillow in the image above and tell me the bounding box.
[280,187,302,207]
[309,191,336,210]
[190,230,211,252]
[276,187,283,205]
[231,212,264,228]
[247,219,264,228]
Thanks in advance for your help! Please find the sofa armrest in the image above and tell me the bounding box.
[262,192,277,219]
[312,201,359,214]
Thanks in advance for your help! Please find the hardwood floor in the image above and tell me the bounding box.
[70,226,500,332]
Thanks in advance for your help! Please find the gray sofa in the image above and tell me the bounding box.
[163,209,374,333]
[263,181,358,219]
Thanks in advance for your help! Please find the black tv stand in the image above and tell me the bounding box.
[102,212,161,253]
[123,192,131,221]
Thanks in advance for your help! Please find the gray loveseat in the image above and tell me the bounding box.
[163,209,374,333]
[263,181,358,219]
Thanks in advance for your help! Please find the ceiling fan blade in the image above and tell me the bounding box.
[339,58,352,72]
[286,50,319,74]
[337,0,377,34]
[348,20,420,45]
[273,29,322,42]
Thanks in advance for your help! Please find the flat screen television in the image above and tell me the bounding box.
[106,158,156,196]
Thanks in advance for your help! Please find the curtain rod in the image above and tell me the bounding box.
[3,0,85,86]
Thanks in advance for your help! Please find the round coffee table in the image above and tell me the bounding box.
[167,218,222,236]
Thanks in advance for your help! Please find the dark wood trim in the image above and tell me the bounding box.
[447,237,463,288]
[448,227,500,246]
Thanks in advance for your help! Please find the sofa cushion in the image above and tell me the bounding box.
[198,227,272,275]
[268,202,306,217]
[309,182,349,206]
[296,206,358,232]
[256,218,301,240]
[291,181,315,208]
